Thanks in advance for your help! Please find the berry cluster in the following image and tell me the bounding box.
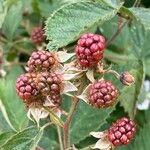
[31,27,45,45]
[108,117,136,147]
[36,72,63,106]
[16,73,40,104]
[27,50,56,72]
[75,33,105,68]
[15,31,136,149]
[16,50,63,107]
[89,80,118,108]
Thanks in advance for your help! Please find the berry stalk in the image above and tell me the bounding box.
[63,96,79,149]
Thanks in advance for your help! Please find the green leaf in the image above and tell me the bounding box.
[129,21,150,59]
[45,0,123,50]
[39,126,59,150]
[70,100,114,144]
[2,0,24,40]
[0,132,15,147]
[0,66,28,131]
[130,7,150,30]
[119,7,150,30]
[119,61,145,119]
[144,57,150,77]
[0,111,12,133]
[104,49,136,64]
[0,0,7,28]
[0,126,43,150]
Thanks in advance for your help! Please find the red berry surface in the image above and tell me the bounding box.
[27,50,56,72]
[108,117,136,147]
[89,80,118,108]
[16,73,40,104]
[31,27,45,44]
[36,72,63,106]
[75,33,105,68]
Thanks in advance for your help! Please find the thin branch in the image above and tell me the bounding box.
[106,0,141,46]
[133,0,141,7]
[63,96,79,149]
[106,18,128,46]
[57,126,64,150]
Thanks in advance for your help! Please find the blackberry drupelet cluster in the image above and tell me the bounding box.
[89,80,118,108]
[16,73,40,104]
[27,50,56,72]
[108,117,136,147]
[31,27,45,45]
[16,50,63,107]
[36,72,63,106]
[75,33,105,68]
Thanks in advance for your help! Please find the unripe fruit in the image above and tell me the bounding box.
[75,33,105,68]
[16,73,40,104]
[36,72,63,106]
[120,72,135,86]
[27,50,56,72]
[89,80,118,108]
[31,27,45,45]
[108,117,136,147]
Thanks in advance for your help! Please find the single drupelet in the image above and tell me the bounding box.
[27,50,56,72]
[75,33,105,68]
[31,27,45,45]
[108,117,136,147]
[89,80,118,108]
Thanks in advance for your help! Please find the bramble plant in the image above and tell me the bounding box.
[0,0,150,150]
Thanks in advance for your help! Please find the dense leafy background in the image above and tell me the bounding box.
[0,0,150,149]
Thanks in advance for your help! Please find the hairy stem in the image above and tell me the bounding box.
[106,0,141,46]
[106,17,127,46]
[57,126,64,150]
[63,96,79,149]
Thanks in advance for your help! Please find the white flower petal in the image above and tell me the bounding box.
[92,139,111,150]
[63,72,82,80]
[77,84,91,103]
[86,69,95,82]
[43,96,55,107]
[56,51,75,63]
[28,107,49,124]
[90,132,105,139]
[63,81,78,93]
[51,64,64,73]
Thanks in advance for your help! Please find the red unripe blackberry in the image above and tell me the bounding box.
[108,117,136,147]
[35,72,63,106]
[89,80,118,108]
[27,50,56,72]
[75,33,105,68]
[16,73,40,104]
[31,27,45,45]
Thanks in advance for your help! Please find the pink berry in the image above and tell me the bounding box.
[31,27,45,45]
[108,117,136,147]
[89,80,118,108]
[75,33,105,68]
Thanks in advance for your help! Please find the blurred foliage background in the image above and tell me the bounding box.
[0,0,150,150]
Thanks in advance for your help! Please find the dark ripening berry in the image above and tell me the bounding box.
[16,73,40,104]
[75,33,105,68]
[27,50,56,72]
[89,80,118,108]
[31,27,45,45]
[108,117,136,147]
[35,72,63,106]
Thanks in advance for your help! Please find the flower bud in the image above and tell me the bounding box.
[120,72,135,86]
